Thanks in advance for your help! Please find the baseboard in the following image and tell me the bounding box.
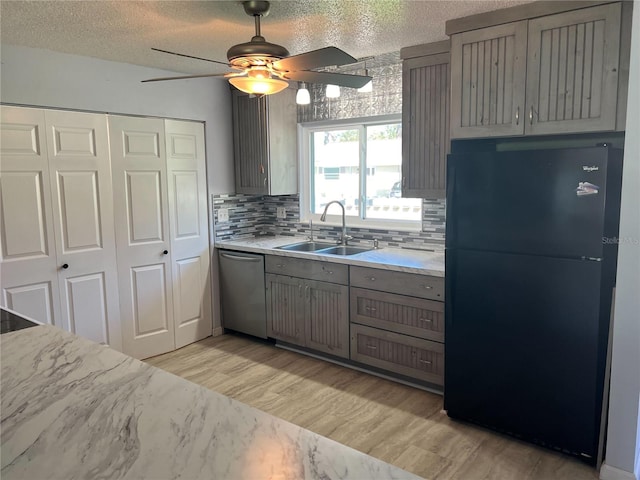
[600,463,638,480]
[275,342,444,396]
[212,327,224,337]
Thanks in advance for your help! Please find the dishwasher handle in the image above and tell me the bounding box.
[220,252,263,262]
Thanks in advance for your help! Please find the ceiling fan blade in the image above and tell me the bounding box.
[141,73,232,83]
[284,71,372,89]
[151,48,230,67]
[272,47,357,72]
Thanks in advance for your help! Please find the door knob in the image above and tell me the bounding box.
[62,263,69,269]
[163,250,168,255]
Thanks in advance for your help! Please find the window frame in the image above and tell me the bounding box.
[298,114,422,231]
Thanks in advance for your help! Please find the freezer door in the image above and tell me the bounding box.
[445,249,606,461]
[446,147,612,258]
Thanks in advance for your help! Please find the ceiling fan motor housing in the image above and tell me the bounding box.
[227,40,289,64]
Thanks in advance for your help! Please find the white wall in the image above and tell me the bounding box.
[602,3,640,479]
[0,44,236,194]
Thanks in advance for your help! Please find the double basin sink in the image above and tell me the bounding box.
[277,241,373,256]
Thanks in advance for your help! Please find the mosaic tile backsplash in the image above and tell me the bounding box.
[213,194,445,252]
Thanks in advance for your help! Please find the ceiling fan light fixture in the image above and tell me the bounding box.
[326,84,340,98]
[229,76,289,95]
[296,82,311,105]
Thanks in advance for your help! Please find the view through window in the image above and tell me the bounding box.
[306,119,422,226]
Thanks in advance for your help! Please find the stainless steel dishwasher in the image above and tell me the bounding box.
[218,250,267,339]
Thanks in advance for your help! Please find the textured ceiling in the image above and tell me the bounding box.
[1,0,532,75]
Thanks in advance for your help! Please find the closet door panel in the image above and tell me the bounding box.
[165,120,211,348]
[0,106,61,326]
[45,110,121,350]
[110,115,175,359]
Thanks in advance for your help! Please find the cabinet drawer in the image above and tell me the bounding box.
[350,324,444,385]
[265,255,348,284]
[350,266,444,301]
[350,288,444,343]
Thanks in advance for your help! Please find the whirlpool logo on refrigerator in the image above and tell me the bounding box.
[576,182,600,196]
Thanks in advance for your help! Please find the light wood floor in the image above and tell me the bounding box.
[146,334,598,480]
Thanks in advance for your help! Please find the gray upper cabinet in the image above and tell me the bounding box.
[401,40,451,198]
[450,2,625,139]
[525,3,621,135]
[231,88,297,195]
[450,21,528,138]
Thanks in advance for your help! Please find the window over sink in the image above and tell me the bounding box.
[299,115,422,230]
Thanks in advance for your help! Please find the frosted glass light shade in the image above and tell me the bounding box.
[325,84,340,98]
[296,85,311,105]
[229,77,289,95]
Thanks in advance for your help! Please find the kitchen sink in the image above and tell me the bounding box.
[316,245,372,256]
[277,241,335,252]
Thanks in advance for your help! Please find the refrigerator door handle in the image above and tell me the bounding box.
[515,106,520,126]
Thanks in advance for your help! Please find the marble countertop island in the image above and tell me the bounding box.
[216,236,445,277]
[1,325,422,480]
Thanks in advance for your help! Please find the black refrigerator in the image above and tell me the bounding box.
[444,145,623,464]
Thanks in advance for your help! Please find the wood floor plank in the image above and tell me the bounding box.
[145,334,599,480]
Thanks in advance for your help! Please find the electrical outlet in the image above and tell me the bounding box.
[277,207,287,219]
[218,208,229,223]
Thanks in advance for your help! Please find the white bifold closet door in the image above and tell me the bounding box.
[165,119,212,350]
[0,106,122,350]
[109,116,211,359]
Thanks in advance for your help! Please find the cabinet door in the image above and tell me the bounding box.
[265,89,298,195]
[450,21,528,138]
[165,120,212,349]
[44,110,121,350]
[525,3,621,135]
[402,50,450,198]
[109,115,175,359]
[266,273,304,345]
[304,279,349,359]
[0,106,61,326]
[232,90,268,194]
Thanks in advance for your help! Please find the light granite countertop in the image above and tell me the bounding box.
[0,325,422,480]
[216,236,445,277]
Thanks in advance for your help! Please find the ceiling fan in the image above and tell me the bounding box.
[142,0,372,96]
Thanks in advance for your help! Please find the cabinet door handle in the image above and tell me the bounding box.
[419,317,433,323]
[326,270,333,275]
[365,306,377,312]
[305,285,310,298]
[529,106,534,125]
[163,250,169,255]
[62,263,69,269]
[515,106,520,126]
[298,284,303,297]
[264,178,267,186]
[422,284,433,290]
[366,344,377,350]
[368,277,376,281]
[275,264,285,268]
[419,359,432,365]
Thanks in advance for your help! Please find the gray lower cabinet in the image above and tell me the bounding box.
[350,287,444,343]
[351,324,444,385]
[265,256,349,359]
[349,266,445,386]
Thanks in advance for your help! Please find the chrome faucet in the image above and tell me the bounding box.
[320,200,352,245]
[307,219,314,242]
